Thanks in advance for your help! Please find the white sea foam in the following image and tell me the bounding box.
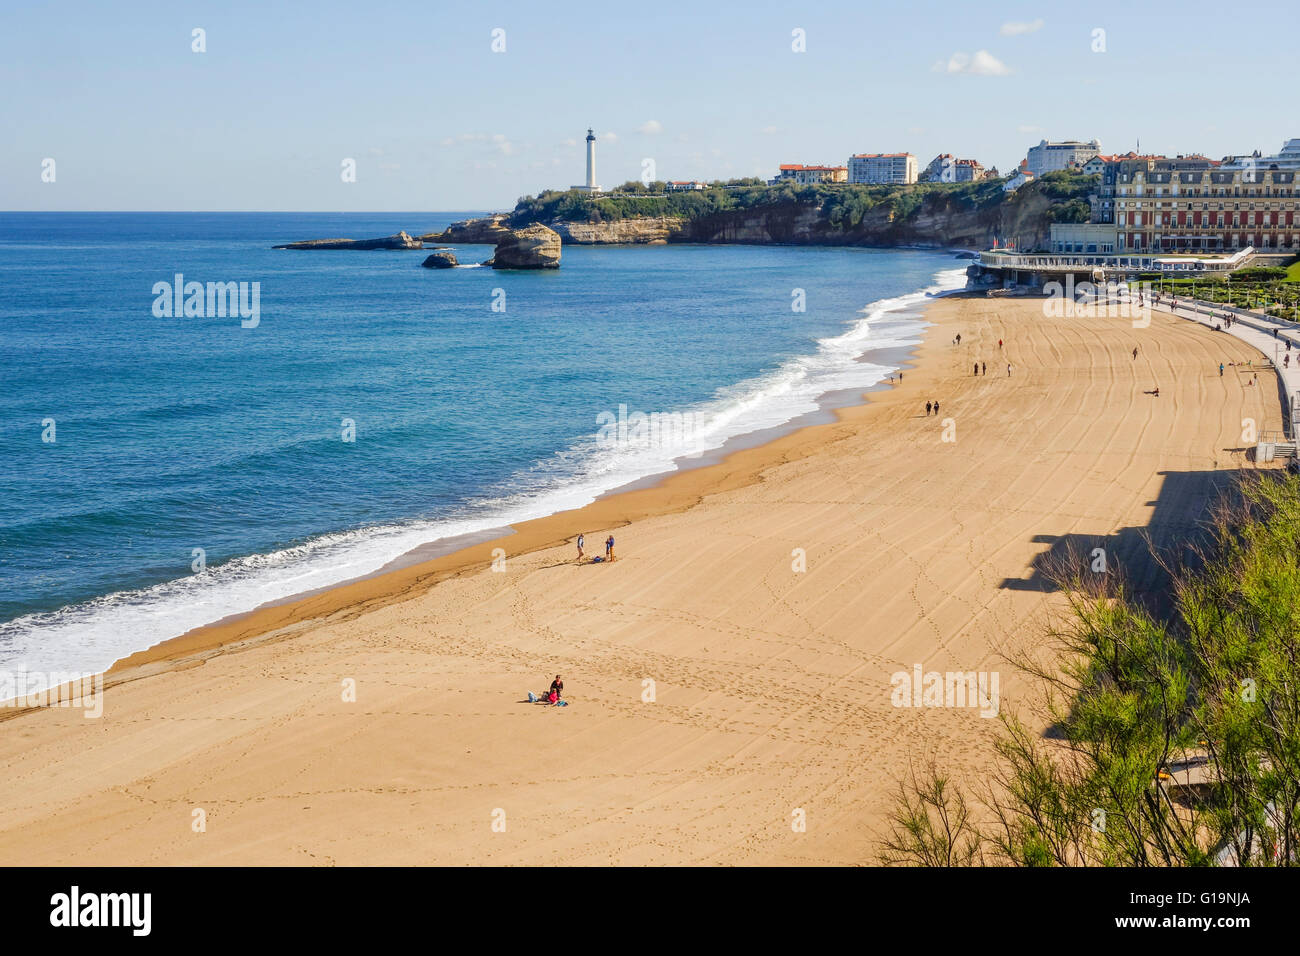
[0,265,968,694]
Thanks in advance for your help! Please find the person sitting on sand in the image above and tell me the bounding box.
[550,675,563,700]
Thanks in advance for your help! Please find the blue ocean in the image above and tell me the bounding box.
[0,212,964,681]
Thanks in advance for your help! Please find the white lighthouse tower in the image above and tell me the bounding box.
[585,128,598,191]
[569,128,602,193]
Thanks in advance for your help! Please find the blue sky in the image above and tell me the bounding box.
[2,0,1295,211]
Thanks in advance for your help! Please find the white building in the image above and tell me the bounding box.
[1049,222,1119,254]
[847,153,917,184]
[1221,137,1300,176]
[1003,161,1035,192]
[1024,139,1101,177]
[665,180,708,192]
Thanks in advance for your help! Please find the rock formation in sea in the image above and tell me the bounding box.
[421,249,459,269]
[485,224,561,269]
[273,231,422,250]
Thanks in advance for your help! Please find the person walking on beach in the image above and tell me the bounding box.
[998,339,1003,350]
[605,534,615,560]
[974,362,979,376]
[926,400,932,416]
[1007,363,1012,377]
[576,532,585,561]
[932,400,939,416]
[1220,362,1225,377]
[1132,347,1138,360]
[982,361,986,375]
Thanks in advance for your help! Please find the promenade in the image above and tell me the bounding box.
[1154,295,1300,439]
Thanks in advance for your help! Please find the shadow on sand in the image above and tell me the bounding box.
[998,467,1242,620]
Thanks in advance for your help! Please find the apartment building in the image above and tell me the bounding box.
[1024,139,1101,177]
[847,153,917,184]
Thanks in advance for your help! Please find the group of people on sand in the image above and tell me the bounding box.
[529,674,566,706]
[924,335,1012,417]
[575,531,615,563]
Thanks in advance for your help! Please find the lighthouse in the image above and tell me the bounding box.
[585,128,598,191]
[569,128,602,193]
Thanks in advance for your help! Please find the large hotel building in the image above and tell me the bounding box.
[1112,139,1300,253]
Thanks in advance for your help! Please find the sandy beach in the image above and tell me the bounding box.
[0,294,1282,866]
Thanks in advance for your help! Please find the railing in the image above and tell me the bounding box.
[975,247,1257,274]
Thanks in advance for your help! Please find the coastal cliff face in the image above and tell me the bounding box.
[673,187,1060,249]
[481,176,1082,250]
[551,218,687,244]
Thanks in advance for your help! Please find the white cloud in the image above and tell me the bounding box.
[637,120,663,135]
[1000,19,1044,37]
[561,138,578,147]
[759,125,779,135]
[934,50,1012,76]
[599,131,618,142]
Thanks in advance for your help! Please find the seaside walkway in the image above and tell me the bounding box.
[1153,296,1300,441]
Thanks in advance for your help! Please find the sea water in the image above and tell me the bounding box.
[0,212,965,685]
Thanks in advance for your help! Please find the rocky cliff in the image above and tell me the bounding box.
[551,218,688,244]
[421,216,512,244]
[551,187,1062,250]
[481,176,1083,251]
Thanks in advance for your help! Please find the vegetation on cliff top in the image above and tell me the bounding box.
[509,171,1097,231]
